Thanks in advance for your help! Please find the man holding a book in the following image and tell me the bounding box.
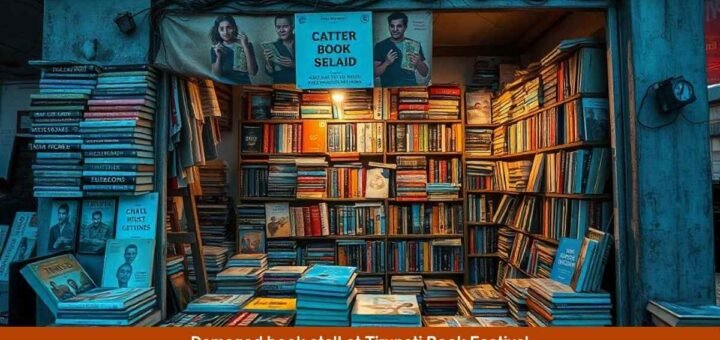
[373,12,429,87]
[263,14,296,84]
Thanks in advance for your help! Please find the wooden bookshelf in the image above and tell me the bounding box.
[387,234,463,239]
[386,119,463,124]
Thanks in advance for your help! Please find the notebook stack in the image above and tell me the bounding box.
[458,284,508,317]
[226,253,268,268]
[422,279,459,315]
[300,90,332,119]
[295,158,328,199]
[214,267,265,295]
[525,278,612,327]
[80,64,157,196]
[646,301,720,327]
[55,288,160,326]
[395,156,427,201]
[352,294,422,327]
[397,88,429,119]
[262,266,308,297]
[427,84,461,119]
[355,276,384,294]
[185,294,253,314]
[390,275,424,295]
[28,61,98,198]
[295,265,357,326]
[266,240,298,266]
[503,279,533,326]
[187,246,228,286]
[270,88,301,119]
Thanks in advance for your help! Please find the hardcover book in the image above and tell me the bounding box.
[242,297,296,314]
[550,238,583,285]
[297,264,357,287]
[57,287,154,310]
[364,167,390,198]
[250,313,295,327]
[115,192,159,239]
[47,199,80,253]
[400,39,421,71]
[423,315,481,327]
[101,238,155,288]
[0,212,38,281]
[238,227,266,254]
[302,120,327,153]
[19,253,97,315]
[241,126,263,153]
[265,202,291,238]
[186,294,253,313]
[261,42,283,72]
[232,43,249,73]
[352,294,421,325]
[78,198,117,254]
[465,90,492,125]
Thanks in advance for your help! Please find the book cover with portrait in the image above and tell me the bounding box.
[78,198,117,254]
[47,199,80,253]
[101,238,155,288]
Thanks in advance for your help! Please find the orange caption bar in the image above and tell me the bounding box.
[1,327,720,340]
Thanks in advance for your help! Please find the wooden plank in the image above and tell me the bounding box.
[154,72,170,320]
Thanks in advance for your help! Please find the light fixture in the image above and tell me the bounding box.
[331,91,345,119]
[654,76,696,113]
[331,91,345,103]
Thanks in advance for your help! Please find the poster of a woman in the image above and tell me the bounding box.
[209,15,258,84]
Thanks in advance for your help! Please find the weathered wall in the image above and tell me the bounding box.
[43,0,151,65]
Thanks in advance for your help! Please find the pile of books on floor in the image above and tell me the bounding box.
[187,245,228,286]
[646,300,720,327]
[352,294,421,327]
[300,90,332,118]
[295,158,328,198]
[526,278,612,326]
[81,64,156,196]
[28,61,98,198]
[215,267,265,295]
[241,296,297,326]
[198,159,229,196]
[266,240,298,266]
[422,279,459,315]
[390,275,424,295]
[55,287,160,326]
[355,276,384,294]
[395,156,427,201]
[397,88,429,119]
[226,253,268,268]
[504,278,532,326]
[428,84,461,119]
[458,284,508,317]
[261,266,308,297]
[270,88,300,119]
[295,265,357,326]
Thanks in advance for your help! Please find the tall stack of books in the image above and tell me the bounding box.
[395,156,427,201]
[504,279,533,325]
[352,294,422,327]
[524,77,541,113]
[55,288,160,326]
[295,157,328,198]
[214,267,265,295]
[266,240,298,266]
[300,90,332,118]
[428,84,461,119]
[196,197,234,253]
[458,284,508,317]
[81,65,156,196]
[422,279,459,315]
[29,61,98,198]
[525,278,612,326]
[187,246,228,286]
[261,266,308,297]
[270,88,300,119]
[540,63,558,105]
[497,228,517,260]
[342,89,375,120]
[295,265,357,326]
[465,129,493,157]
[397,88,429,119]
[390,275,424,295]
[267,158,297,197]
[198,160,229,196]
[226,253,268,268]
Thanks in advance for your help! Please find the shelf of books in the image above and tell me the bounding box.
[237,85,466,291]
[463,41,615,294]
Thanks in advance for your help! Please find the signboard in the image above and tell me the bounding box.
[708,0,720,85]
[295,12,374,89]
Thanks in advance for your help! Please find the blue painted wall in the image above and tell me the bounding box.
[43,0,151,65]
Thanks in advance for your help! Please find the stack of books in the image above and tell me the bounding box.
[226,253,268,268]
[427,85,461,119]
[540,63,558,105]
[270,88,300,119]
[468,57,500,90]
[266,240,298,266]
[355,276,384,294]
[160,312,237,327]
[458,284,508,317]
[55,288,160,326]
[214,267,266,295]
[465,129,493,156]
[295,157,328,199]
[267,158,297,197]
[426,183,461,199]
[241,296,296,325]
[493,126,507,155]
[198,159,229,196]
[29,61,98,198]
[397,88,429,119]
[167,256,185,276]
[187,246,228,285]
[497,228,516,260]
[466,160,495,190]
[300,90,332,118]
[80,65,156,196]
[261,266,308,297]
[390,275,424,295]
[352,294,422,327]
[646,301,720,327]
[422,279,459,315]
[295,265,357,326]
[342,89,376,120]
[395,156,427,201]
[475,316,519,327]
[301,241,336,266]
[525,278,612,326]
[196,197,234,253]
[236,205,266,255]
[185,294,253,314]
[225,311,295,327]
[524,77,541,113]
[423,315,481,327]
[504,279,533,325]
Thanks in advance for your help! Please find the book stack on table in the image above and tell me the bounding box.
[55,287,160,326]
[261,266,307,297]
[458,284,508,317]
[422,279,459,315]
[525,278,612,327]
[351,294,422,327]
[295,265,357,326]
[503,278,533,326]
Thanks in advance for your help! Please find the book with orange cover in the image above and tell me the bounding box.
[302,121,327,153]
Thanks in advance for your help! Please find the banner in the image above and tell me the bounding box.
[295,12,374,89]
[372,11,433,87]
[707,0,720,85]
[156,14,297,85]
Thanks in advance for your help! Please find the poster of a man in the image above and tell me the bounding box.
[263,14,296,84]
[373,11,432,87]
[48,201,79,253]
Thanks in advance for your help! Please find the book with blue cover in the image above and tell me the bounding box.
[186,294,253,313]
[296,264,357,287]
[0,212,38,281]
[115,192,159,239]
[101,238,155,288]
[550,238,583,285]
[56,287,154,310]
[647,301,720,326]
[351,294,421,326]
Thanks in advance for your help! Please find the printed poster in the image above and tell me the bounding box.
[372,11,433,87]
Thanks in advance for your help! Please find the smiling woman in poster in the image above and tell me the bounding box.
[210,15,258,84]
